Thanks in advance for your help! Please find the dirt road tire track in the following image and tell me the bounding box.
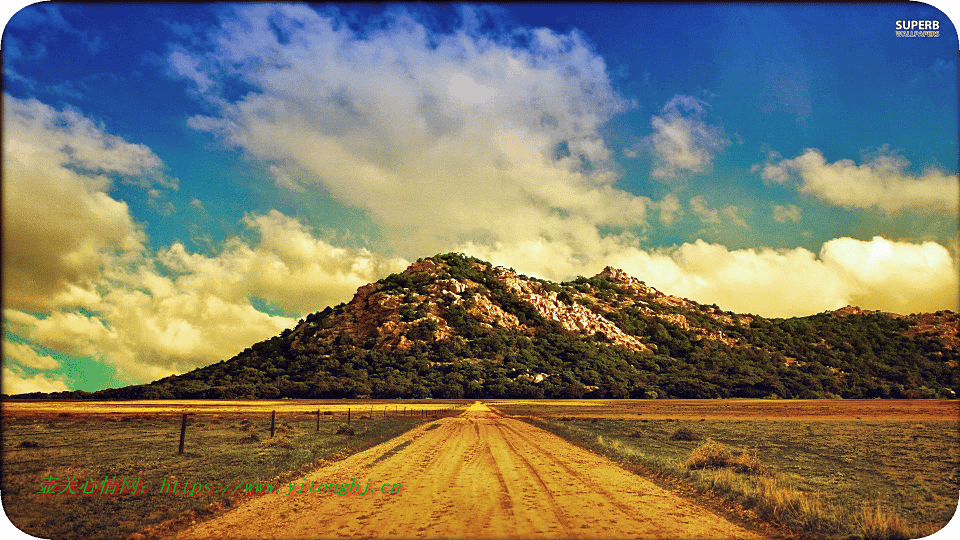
[176,403,764,539]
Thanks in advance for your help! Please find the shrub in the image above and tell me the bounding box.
[729,449,765,474]
[336,424,356,436]
[669,426,701,441]
[686,438,731,469]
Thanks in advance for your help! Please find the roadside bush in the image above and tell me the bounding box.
[686,438,731,469]
[669,426,701,441]
[729,449,765,474]
[336,424,356,436]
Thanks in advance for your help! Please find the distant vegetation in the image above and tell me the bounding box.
[15,253,958,400]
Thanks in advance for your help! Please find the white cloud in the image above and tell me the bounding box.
[157,210,410,315]
[3,94,411,384]
[173,5,650,256]
[690,195,721,224]
[820,236,957,315]
[3,341,60,370]
[2,367,70,395]
[3,210,409,383]
[723,205,749,227]
[758,148,958,214]
[1,94,169,311]
[647,95,729,179]
[773,204,802,223]
[658,193,682,225]
[464,234,957,318]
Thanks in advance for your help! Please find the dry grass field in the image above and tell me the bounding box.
[1,400,465,540]
[2,399,957,540]
[2,398,465,418]
[490,399,960,539]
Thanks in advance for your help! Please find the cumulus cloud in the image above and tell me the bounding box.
[757,148,958,214]
[658,193,682,225]
[690,195,721,224]
[3,341,60,370]
[171,5,659,256]
[464,234,957,318]
[773,204,802,223]
[3,210,409,383]
[647,95,730,179]
[819,236,957,315]
[157,210,410,315]
[3,93,409,384]
[723,205,749,228]
[1,94,170,311]
[2,367,70,395]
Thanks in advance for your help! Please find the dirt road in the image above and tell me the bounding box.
[176,403,762,539]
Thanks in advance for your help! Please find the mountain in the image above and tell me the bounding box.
[17,253,959,400]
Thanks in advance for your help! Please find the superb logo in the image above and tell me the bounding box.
[895,20,940,30]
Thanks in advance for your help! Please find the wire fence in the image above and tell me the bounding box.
[0,404,463,540]
[2,405,463,468]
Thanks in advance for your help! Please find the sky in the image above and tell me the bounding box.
[2,2,959,394]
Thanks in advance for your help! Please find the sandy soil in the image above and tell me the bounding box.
[175,403,762,539]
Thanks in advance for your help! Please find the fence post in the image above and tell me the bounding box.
[270,410,276,438]
[347,408,351,425]
[316,409,320,431]
[178,413,187,454]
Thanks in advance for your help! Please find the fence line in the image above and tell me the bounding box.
[4,405,465,460]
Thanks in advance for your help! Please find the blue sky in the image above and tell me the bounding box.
[2,3,958,394]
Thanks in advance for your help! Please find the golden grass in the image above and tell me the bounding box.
[2,399,466,417]
[528,417,938,540]
[685,438,731,469]
[1,414,441,540]
[260,435,294,449]
[859,504,913,540]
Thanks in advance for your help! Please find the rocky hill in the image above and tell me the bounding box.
[19,253,959,400]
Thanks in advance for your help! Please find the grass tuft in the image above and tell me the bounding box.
[260,435,294,449]
[859,504,912,540]
[669,426,701,441]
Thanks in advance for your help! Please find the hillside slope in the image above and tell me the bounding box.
[19,253,959,400]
